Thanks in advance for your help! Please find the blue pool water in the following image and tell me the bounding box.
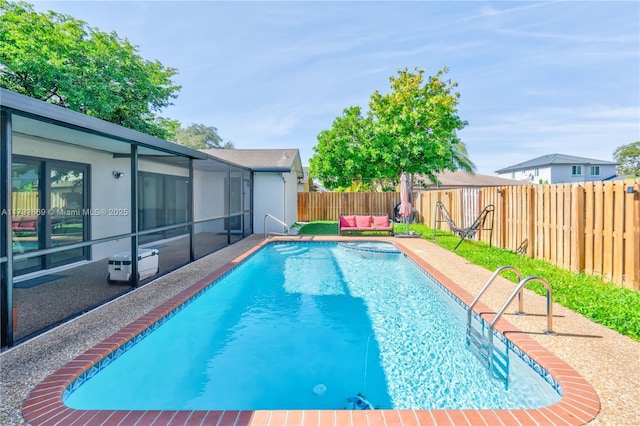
[13,241,39,251]
[64,242,560,411]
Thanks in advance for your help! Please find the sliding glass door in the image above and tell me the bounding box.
[139,171,190,244]
[49,163,87,267]
[12,156,88,275]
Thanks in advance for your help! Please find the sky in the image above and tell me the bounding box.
[30,0,640,175]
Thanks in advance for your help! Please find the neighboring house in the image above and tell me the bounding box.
[412,170,529,228]
[202,149,304,235]
[298,167,312,192]
[299,167,327,192]
[604,174,640,181]
[495,153,618,184]
[415,170,529,190]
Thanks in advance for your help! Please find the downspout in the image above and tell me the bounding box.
[282,173,287,232]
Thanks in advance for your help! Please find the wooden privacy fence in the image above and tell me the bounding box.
[414,179,640,291]
[298,178,640,290]
[12,192,66,210]
[297,192,403,221]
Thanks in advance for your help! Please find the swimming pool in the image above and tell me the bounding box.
[64,241,558,411]
[13,240,39,251]
[22,238,600,425]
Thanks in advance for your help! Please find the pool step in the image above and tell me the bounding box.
[467,326,509,386]
[338,242,401,254]
[272,244,309,256]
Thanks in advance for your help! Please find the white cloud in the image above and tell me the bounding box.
[464,104,639,174]
[29,0,639,174]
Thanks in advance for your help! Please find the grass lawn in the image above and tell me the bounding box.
[296,220,640,342]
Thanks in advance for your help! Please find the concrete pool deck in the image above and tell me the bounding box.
[1,235,638,425]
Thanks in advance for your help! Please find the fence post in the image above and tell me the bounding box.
[571,184,585,273]
[625,179,640,290]
[527,186,536,257]
[499,187,507,248]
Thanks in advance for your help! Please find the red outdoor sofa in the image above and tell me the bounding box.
[12,216,38,232]
[338,214,394,235]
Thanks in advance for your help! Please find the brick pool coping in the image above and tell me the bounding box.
[22,238,600,425]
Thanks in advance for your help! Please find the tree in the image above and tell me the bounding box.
[309,106,379,190]
[173,123,234,149]
[309,67,473,191]
[613,141,640,175]
[0,0,181,139]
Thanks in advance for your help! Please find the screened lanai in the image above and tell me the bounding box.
[1,89,253,348]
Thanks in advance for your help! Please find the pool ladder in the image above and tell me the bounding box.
[466,266,555,387]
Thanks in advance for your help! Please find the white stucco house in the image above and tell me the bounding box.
[202,148,304,234]
[495,153,618,184]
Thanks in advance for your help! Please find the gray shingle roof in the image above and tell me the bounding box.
[201,148,304,177]
[416,170,529,189]
[495,153,617,174]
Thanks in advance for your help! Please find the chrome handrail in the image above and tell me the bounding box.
[466,266,524,336]
[264,214,289,239]
[489,275,554,334]
[486,276,555,377]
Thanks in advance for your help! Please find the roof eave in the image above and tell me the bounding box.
[252,166,293,173]
[1,88,207,160]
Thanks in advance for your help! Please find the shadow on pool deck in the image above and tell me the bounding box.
[1,234,639,425]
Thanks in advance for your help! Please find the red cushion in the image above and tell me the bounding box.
[373,215,389,227]
[340,215,356,227]
[16,216,38,230]
[355,215,372,227]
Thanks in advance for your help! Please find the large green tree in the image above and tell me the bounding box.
[173,123,234,149]
[0,0,181,139]
[613,141,640,175]
[311,106,377,190]
[309,67,473,191]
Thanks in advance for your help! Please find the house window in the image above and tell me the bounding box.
[571,165,582,176]
[590,166,600,176]
[534,168,539,177]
